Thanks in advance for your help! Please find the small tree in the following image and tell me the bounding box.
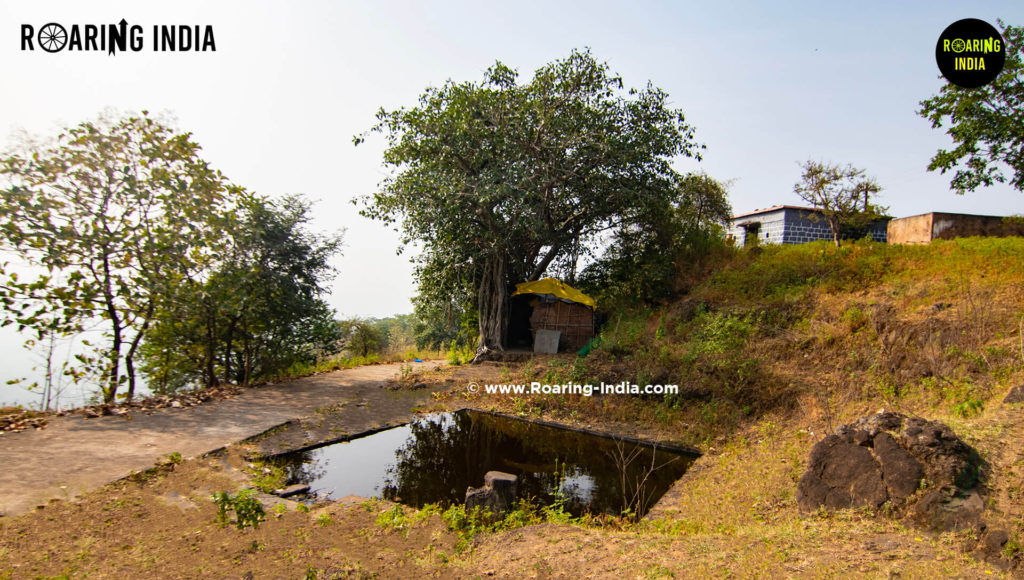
[338,318,382,357]
[0,112,235,403]
[793,160,885,247]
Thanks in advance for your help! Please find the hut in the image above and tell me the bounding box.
[507,278,596,353]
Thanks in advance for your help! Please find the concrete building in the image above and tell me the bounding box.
[887,212,1024,244]
[727,205,889,248]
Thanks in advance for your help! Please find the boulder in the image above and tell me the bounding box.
[797,412,984,531]
[465,471,518,518]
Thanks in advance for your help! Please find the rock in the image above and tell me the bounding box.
[798,436,887,509]
[272,484,310,498]
[1003,385,1024,404]
[336,494,369,507]
[797,412,983,531]
[466,471,518,518]
[872,432,924,500]
[982,529,1010,555]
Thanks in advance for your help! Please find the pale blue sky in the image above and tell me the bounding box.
[1,1,1023,403]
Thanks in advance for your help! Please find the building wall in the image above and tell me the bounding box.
[779,208,835,244]
[932,212,1023,239]
[888,212,1024,244]
[728,208,787,247]
[728,208,888,247]
[887,213,933,244]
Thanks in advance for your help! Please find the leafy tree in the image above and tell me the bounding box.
[339,318,383,357]
[359,49,703,357]
[372,313,417,353]
[578,172,732,306]
[412,293,476,351]
[918,20,1024,193]
[0,112,236,403]
[793,160,886,248]
[140,195,343,390]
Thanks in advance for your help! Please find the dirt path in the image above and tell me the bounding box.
[0,361,445,517]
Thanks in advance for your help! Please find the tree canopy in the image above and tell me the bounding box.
[359,49,704,356]
[918,20,1024,194]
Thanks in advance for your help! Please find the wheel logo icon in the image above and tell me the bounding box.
[951,38,966,53]
[38,23,67,52]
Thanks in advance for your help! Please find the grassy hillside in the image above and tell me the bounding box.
[436,237,1024,574]
[464,237,1024,447]
[4,237,1023,578]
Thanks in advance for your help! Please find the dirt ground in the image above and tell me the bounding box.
[0,360,1018,578]
[0,361,446,517]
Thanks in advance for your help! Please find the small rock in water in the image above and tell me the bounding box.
[273,484,310,498]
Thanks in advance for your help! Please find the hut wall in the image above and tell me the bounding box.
[529,301,594,351]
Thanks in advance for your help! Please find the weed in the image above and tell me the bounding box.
[248,461,288,493]
[953,397,984,418]
[376,504,413,532]
[211,489,265,530]
[446,343,476,366]
[1003,536,1022,558]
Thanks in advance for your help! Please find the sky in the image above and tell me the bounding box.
[1,0,1022,404]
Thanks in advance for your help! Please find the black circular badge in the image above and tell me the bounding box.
[936,19,1006,88]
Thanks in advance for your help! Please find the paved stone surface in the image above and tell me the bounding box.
[0,361,444,517]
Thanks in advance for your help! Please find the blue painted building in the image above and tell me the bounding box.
[727,205,888,247]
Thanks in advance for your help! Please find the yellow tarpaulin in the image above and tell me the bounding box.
[511,278,597,310]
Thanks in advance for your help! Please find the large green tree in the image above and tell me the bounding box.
[918,20,1024,193]
[359,49,703,357]
[0,112,237,403]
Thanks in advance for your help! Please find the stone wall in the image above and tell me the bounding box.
[728,208,787,248]
[888,212,1024,245]
[779,208,834,244]
[728,207,888,247]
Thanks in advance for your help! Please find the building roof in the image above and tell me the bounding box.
[729,205,820,220]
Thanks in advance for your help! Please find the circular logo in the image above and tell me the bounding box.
[935,19,1006,88]
[38,22,68,53]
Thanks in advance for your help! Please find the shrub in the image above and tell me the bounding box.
[212,489,266,530]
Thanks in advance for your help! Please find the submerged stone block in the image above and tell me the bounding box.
[466,470,518,517]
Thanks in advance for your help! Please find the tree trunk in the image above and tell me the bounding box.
[104,327,122,404]
[124,299,155,403]
[474,252,509,362]
[204,310,219,388]
[223,318,238,384]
